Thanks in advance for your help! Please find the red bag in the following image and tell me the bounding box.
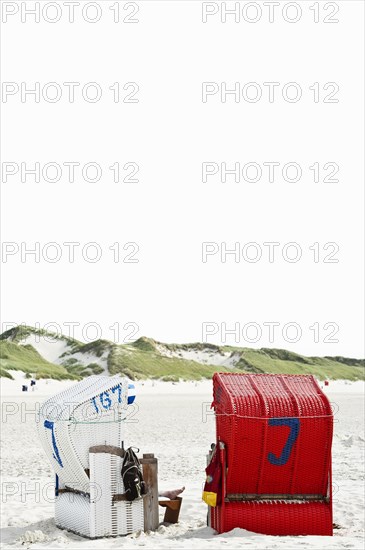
[202,445,222,507]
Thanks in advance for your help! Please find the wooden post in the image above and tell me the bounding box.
[206,451,212,527]
[219,441,226,534]
[140,453,159,532]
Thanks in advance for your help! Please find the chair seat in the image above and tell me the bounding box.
[216,500,332,536]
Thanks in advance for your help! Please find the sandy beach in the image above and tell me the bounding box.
[1,378,364,549]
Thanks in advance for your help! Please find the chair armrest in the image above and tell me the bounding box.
[89,445,125,457]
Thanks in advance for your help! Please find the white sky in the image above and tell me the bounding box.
[1,1,364,358]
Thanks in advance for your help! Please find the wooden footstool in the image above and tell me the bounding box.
[158,496,182,523]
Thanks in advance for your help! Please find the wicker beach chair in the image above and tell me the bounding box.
[206,373,333,536]
[37,375,144,538]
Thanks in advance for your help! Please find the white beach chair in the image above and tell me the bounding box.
[37,375,144,538]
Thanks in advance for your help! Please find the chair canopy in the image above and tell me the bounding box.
[37,376,135,492]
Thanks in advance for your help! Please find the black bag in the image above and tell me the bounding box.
[121,447,147,501]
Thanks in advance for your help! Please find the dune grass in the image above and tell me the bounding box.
[108,345,227,381]
[232,348,364,380]
[0,340,72,379]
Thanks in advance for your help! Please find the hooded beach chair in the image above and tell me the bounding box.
[204,373,333,536]
[37,375,144,538]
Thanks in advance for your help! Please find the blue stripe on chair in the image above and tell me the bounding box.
[127,383,136,404]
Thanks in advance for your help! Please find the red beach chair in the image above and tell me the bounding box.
[206,373,333,536]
